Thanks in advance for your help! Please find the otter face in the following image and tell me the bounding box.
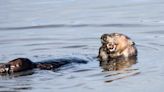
[105,37,118,53]
[0,58,35,74]
[8,58,35,73]
[101,33,119,53]
[0,63,10,73]
[100,33,136,58]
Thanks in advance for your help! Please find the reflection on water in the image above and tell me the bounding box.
[1,0,164,92]
[104,69,140,83]
[99,56,139,83]
[100,56,137,71]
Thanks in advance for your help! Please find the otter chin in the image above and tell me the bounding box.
[98,33,137,70]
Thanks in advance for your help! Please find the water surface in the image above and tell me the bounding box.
[0,0,164,92]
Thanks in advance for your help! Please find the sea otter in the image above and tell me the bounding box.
[98,33,137,70]
[0,57,88,74]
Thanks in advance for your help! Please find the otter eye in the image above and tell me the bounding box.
[101,39,108,44]
[106,42,111,46]
[114,42,118,45]
[107,42,115,45]
[103,38,107,42]
[101,39,105,43]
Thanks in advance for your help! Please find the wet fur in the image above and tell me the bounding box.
[98,33,137,71]
[0,58,88,74]
[0,58,35,74]
[98,33,137,61]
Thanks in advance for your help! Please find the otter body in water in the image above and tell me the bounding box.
[0,57,88,74]
[98,33,137,71]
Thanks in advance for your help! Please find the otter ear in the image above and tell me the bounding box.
[101,39,105,44]
[101,34,108,43]
[128,40,135,45]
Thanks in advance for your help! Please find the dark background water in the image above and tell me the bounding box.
[0,0,164,92]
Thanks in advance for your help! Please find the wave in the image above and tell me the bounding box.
[0,23,152,30]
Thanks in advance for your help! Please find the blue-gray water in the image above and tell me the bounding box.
[0,0,164,92]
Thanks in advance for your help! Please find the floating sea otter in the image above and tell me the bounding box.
[98,33,137,71]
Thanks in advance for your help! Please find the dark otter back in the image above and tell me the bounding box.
[36,57,88,70]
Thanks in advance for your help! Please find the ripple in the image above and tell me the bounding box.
[105,70,140,83]
[12,86,33,90]
[30,48,50,51]
[72,69,93,72]
[0,91,17,92]
[23,42,65,46]
[0,38,56,43]
[62,45,87,49]
[139,30,164,34]
[105,72,140,83]
[148,42,164,47]
[59,83,85,89]
[137,44,159,51]
[0,23,155,30]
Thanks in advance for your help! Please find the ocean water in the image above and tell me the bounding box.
[0,0,164,92]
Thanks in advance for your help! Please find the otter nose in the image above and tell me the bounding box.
[107,43,114,48]
[106,42,117,52]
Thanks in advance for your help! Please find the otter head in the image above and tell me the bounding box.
[101,34,117,53]
[101,33,134,55]
[0,63,10,73]
[8,58,35,73]
[0,58,35,74]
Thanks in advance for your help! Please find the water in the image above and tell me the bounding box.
[0,0,164,92]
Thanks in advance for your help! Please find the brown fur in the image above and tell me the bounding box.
[0,58,35,74]
[0,57,88,74]
[98,33,137,60]
[98,33,137,70]
[8,58,36,73]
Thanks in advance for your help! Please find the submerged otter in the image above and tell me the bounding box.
[98,33,137,71]
[0,57,88,74]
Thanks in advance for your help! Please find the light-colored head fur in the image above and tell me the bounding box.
[99,33,137,59]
